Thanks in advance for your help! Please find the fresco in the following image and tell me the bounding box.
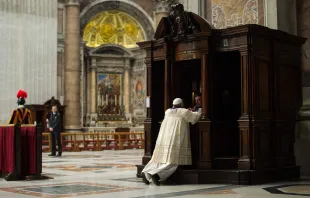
[211,0,264,29]
[135,80,143,100]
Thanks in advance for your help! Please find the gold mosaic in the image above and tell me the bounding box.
[83,11,146,48]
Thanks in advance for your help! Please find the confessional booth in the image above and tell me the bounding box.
[136,4,306,184]
[25,97,66,132]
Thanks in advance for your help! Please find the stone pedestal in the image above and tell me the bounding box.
[64,0,81,131]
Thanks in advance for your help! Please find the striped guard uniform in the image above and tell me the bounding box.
[8,107,32,124]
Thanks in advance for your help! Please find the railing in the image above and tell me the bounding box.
[42,132,144,152]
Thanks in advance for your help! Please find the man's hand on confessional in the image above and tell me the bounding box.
[49,127,53,132]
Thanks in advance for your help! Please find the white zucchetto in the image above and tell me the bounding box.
[172,98,183,105]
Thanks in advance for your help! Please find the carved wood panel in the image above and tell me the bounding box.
[175,40,208,52]
[257,59,270,112]
[142,121,152,165]
[197,121,212,169]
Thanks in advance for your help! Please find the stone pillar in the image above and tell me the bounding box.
[87,69,91,117]
[64,0,81,131]
[296,0,310,177]
[80,46,84,127]
[124,59,131,115]
[83,46,92,125]
[265,0,297,35]
[90,58,97,126]
[153,0,174,28]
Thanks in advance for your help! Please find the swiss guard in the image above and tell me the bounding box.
[8,89,32,124]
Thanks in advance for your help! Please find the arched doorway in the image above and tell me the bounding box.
[80,0,154,127]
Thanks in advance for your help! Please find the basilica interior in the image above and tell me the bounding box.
[0,0,310,197]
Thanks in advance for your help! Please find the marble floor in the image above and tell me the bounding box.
[0,150,309,198]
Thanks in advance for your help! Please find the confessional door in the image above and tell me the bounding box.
[211,51,241,169]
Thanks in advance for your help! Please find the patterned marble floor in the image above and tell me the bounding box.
[0,150,309,198]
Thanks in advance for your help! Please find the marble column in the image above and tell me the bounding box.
[265,0,297,35]
[91,59,97,114]
[89,59,97,126]
[153,0,174,28]
[64,0,81,131]
[124,60,131,115]
[296,0,310,176]
[87,69,91,118]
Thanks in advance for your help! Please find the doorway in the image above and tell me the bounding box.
[172,59,201,108]
[172,59,201,168]
[212,51,241,168]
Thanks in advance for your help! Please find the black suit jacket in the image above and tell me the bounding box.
[49,112,61,134]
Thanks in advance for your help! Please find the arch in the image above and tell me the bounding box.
[90,44,135,58]
[83,11,146,48]
[80,0,155,40]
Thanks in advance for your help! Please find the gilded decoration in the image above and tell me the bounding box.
[83,11,146,48]
[211,0,261,29]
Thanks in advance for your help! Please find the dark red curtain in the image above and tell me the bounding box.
[0,126,15,172]
[21,126,36,175]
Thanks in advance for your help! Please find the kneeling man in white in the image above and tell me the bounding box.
[141,98,201,185]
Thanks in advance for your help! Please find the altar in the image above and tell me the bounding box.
[135,4,306,184]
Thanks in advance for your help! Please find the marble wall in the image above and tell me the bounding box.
[0,0,58,123]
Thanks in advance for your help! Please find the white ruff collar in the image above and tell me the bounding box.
[18,105,24,108]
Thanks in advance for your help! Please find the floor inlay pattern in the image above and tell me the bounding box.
[264,184,310,197]
[0,150,309,198]
[43,163,136,172]
[112,177,144,183]
[0,182,141,197]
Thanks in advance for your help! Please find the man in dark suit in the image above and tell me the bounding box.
[48,105,62,157]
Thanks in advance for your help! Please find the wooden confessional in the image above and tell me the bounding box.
[25,97,66,132]
[136,3,306,184]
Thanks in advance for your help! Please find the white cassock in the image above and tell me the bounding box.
[142,108,201,182]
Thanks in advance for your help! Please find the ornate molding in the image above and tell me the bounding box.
[96,67,124,73]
